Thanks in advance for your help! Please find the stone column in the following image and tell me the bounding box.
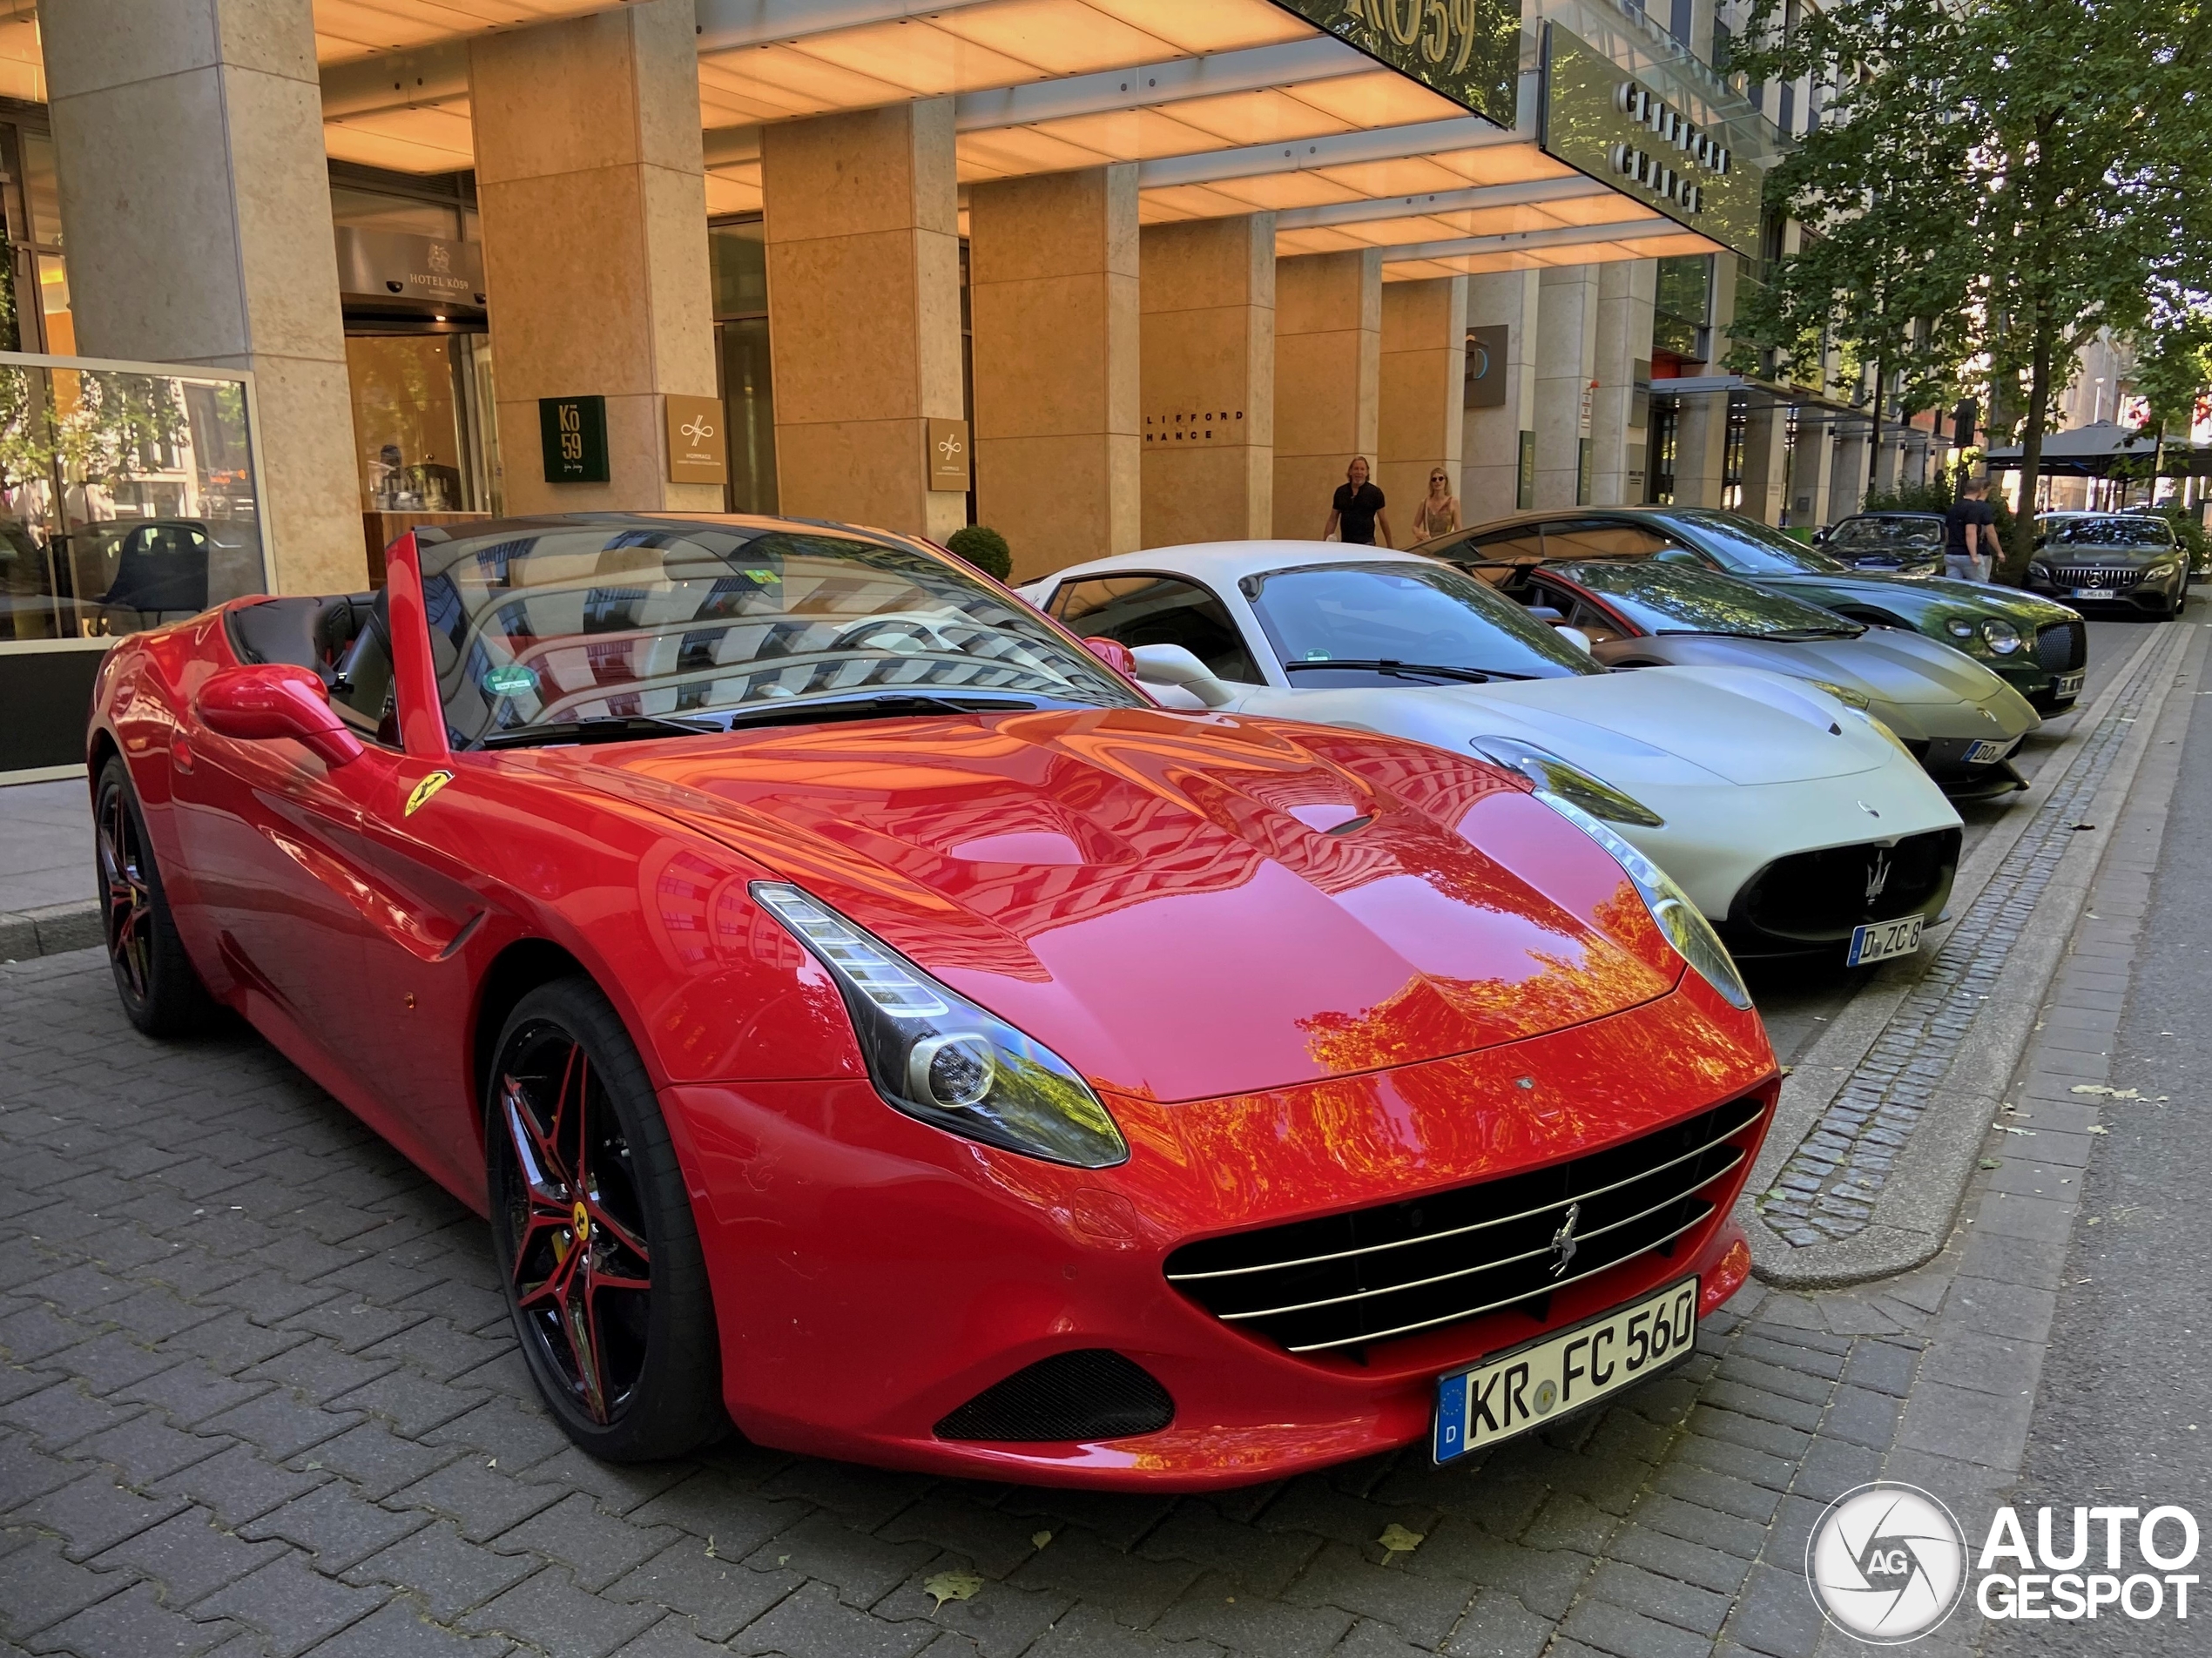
[1139,215,1275,548]
[1462,270,1540,522]
[40,0,364,593]
[1377,277,1467,536]
[969,166,1139,580]
[1670,388,1730,509]
[1831,429,1871,519]
[1788,416,1837,528]
[761,98,965,541]
[1739,404,1790,524]
[469,2,718,518]
[1533,265,1600,508]
[1588,260,1656,506]
[1273,250,1381,540]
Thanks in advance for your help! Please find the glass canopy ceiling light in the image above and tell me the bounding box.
[291,0,1735,272]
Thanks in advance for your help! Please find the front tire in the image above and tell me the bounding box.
[95,756,214,1037]
[485,977,724,1461]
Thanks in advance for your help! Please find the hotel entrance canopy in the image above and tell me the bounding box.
[297,0,1778,279]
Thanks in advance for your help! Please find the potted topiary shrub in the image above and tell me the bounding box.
[946,525,1012,582]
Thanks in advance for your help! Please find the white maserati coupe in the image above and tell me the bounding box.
[1020,543,1965,964]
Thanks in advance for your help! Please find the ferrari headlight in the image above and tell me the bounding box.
[1470,737,1664,827]
[1980,618,2023,655]
[1808,679,1871,711]
[1943,617,1976,640]
[753,883,1128,1168]
[1533,792,1753,1011]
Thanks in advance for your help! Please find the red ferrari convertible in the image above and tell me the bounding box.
[87,512,1775,1486]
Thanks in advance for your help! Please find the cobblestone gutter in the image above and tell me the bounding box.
[1750,623,2189,1267]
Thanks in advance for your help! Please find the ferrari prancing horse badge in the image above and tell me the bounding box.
[405,770,455,817]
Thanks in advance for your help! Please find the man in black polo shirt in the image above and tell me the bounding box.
[1943,477,1996,580]
[1323,455,1393,547]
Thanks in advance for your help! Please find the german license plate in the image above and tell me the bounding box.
[1963,738,2015,765]
[1848,913,1923,967]
[2054,671,2085,698]
[1433,1277,1696,1463]
[2071,584,2110,597]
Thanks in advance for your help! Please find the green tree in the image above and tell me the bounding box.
[1725,0,2207,579]
[1722,0,1980,494]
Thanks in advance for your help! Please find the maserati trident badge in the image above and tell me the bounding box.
[1865,848,1893,904]
[1548,1202,1582,1277]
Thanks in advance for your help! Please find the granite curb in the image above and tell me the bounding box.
[1741,620,2195,1291]
[0,896,101,962]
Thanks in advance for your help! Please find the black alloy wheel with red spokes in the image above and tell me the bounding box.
[94,756,214,1037]
[100,772,153,1004]
[485,978,723,1460]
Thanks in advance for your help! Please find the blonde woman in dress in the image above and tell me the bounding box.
[1412,468,1460,542]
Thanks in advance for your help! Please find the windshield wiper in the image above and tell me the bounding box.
[1656,627,1859,643]
[1282,657,1531,683]
[478,713,720,749]
[719,689,1050,726]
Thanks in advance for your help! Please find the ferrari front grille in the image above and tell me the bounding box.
[1734,826,1961,941]
[1163,1093,1767,1354]
[2034,619,2087,673]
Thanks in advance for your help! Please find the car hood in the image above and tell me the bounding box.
[1765,570,2073,626]
[558,706,1685,1102]
[1651,629,2013,709]
[2035,544,2172,565]
[1367,666,1897,786]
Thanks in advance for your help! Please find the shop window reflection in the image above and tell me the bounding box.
[0,362,266,644]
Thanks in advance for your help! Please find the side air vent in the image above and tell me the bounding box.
[934,1350,1174,1442]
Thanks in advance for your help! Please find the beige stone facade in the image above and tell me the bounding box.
[469,0,721,519]
[969,165,1141,581]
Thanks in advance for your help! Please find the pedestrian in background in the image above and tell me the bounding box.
[1944,477,1997,581]
[1413,468,1460,542]
[1324,455,1392,547]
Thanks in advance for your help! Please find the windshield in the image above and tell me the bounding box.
[1552,560,1862,638]
[1672,509,1853,575]
[415,521,1143,746]
[1245,560,1602,684]
[2045,516,2175,549]
[1827,516,1942,552]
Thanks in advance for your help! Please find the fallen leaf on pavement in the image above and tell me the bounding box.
[1379,1524,1426,1554]
[1032,1532,1053,1550]
[925,1571,984,1609]
[2069,1085,2140,1098]
[2087,1124,2111,1135]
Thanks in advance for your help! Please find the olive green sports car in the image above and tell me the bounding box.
[1417,507,2088,714]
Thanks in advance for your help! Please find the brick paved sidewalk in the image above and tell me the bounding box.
[0,944,1993,1658]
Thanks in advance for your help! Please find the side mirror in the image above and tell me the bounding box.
[1128,643,1238,709]
[1810,527,1830,545]
[1524,604,1566,622]
[1555,626,1594,654]
[1082,636,1137,677]
[194,663,364,768]
[2033,533,2047,549]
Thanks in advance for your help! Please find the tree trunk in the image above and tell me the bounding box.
[2000,327,2054,583]
[1868,354,1885,495]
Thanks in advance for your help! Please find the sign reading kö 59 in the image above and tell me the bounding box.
[1267,0,1522,127]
